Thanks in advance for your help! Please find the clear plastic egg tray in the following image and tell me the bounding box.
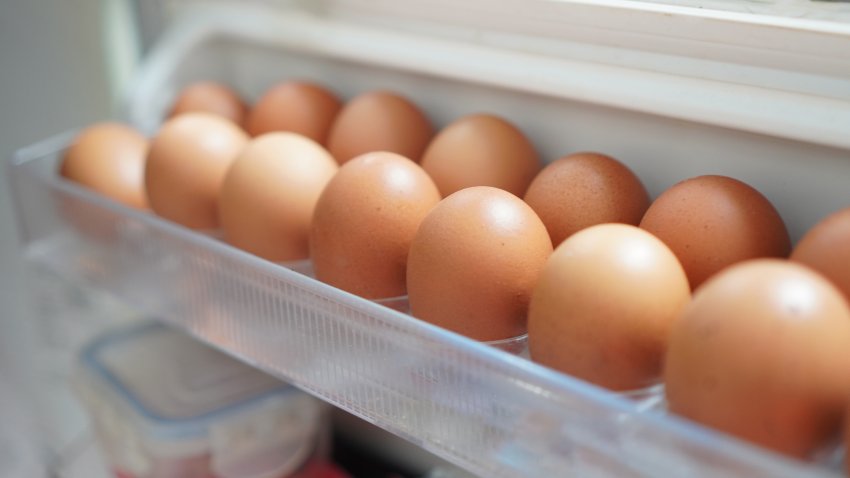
[9,3,850,477]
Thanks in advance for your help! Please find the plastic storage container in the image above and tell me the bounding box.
[74,322,328,478]
[9,2,850,477]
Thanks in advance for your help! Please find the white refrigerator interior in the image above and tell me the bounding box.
[0,1,124,476]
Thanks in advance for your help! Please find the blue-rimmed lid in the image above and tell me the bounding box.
[80,322,293,441]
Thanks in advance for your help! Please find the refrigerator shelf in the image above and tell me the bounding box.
[10,132,841,478]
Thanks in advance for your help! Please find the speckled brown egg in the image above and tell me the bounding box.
[639,175,790,290]
[145,113,248,230]
[310,151,441,299]
[168,82,247,127]
[407,186,553,341]
[664,259,850,458]
[219,133,338,262]
[791,207,850,304]
[245,81,341,143]
[528,224,690,391]
[326,91,433,164]
[61,122,149,209]
[420,114,540,197]
[524,152,650,247]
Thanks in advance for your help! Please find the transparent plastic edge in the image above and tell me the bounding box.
[327,0,850,35]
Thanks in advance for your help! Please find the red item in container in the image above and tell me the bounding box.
[294,461,351,478]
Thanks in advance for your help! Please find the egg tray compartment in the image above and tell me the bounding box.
[14,127,850,478]
[10,132,840,478]
[11,5,850,478]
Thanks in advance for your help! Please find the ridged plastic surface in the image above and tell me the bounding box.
[12,6,850,478]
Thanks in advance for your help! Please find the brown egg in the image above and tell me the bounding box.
[639,175,790,290]
[61,122,148,209]
[664,259,850,458]
[145,113,248,230]
[168,82,247,126]
[246,81,341,143]
[420,114,540,197]
[791,207,850,304]
[310,152,440,299]
[326,91,433,164]
[219,133,338,262]
[528,224,690,390]
[524,152,649,247]
[407,186,553,341]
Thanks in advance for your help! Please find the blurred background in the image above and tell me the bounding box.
[0,0,128,329]
[0,2,137,475]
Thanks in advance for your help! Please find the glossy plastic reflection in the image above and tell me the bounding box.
[373,295,411,314]
[485,333,529,357]
[279,259,314,278]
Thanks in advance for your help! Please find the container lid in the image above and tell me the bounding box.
[81,322,293,439]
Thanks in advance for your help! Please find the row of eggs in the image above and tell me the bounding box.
[61,80,850,466]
